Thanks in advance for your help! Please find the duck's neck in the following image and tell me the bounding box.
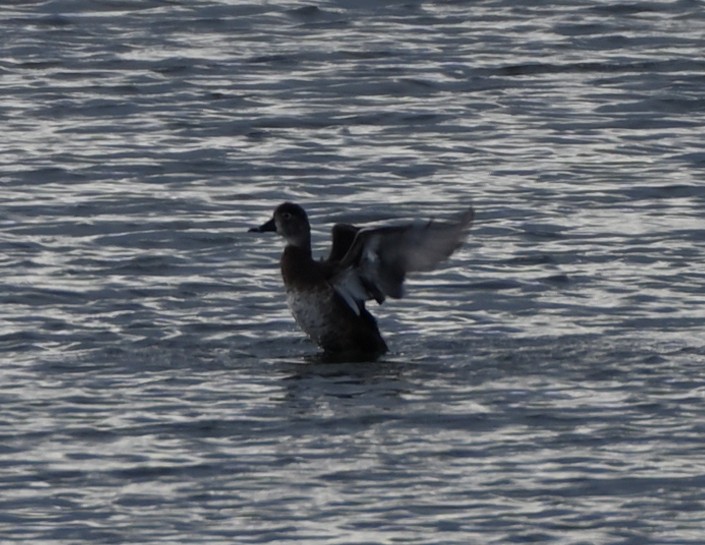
[283,240,312,261]
[281,242,317,288]
[284,234,312,257]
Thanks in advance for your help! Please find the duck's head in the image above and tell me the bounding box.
[249,202,311,248]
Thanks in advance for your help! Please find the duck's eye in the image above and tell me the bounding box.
[282,212,292,220]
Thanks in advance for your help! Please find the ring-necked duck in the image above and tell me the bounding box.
[250,202,474,360]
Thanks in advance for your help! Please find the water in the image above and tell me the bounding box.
[2,1,705,543]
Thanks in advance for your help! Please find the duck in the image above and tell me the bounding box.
[249,202,474,360]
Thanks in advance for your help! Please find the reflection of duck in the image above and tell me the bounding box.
[249,202,474,361]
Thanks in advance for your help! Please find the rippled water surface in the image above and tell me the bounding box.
[2,1,705,543]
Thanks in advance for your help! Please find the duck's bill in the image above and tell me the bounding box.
[248,217,276,233]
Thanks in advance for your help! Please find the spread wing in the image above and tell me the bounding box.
[331,207,474,315]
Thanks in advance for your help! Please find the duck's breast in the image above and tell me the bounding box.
[286,287,335,346]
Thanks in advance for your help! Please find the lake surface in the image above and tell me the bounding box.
[2,1,705,543]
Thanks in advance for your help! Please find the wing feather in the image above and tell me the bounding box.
[331,207,474,308]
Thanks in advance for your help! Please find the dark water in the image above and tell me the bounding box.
[2,1,705,543]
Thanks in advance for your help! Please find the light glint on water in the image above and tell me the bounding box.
[2,1,705,544]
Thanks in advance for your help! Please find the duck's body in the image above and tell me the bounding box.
[280,244,388,357]
[250,202,474,360]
